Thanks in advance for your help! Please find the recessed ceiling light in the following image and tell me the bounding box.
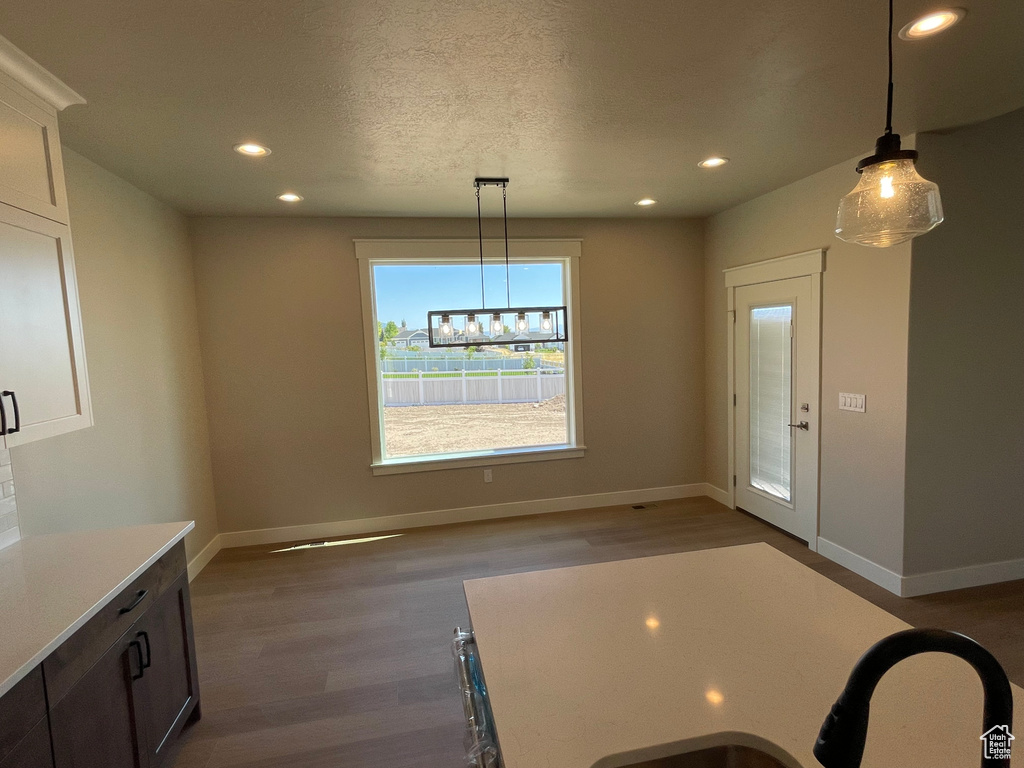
[277,192,303,202]
[233,142,271,157]
[899,8,965,39]
[698,157,729,168]
[634,198,657,206]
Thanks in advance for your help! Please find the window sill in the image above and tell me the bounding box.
[371,445,586,476]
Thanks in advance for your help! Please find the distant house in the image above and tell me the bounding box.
[391,320,470,348]
[391,321,430,348]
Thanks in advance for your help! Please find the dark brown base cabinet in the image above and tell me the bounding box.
[0,542,199,768]
[0,669,51,768]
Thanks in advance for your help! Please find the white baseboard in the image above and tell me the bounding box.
[187,533,222,582]
[816,537,903,595]
[218,483,712,549]
[900,556,1024,597]
[817,537,1024,597]
[0,526,20,551]
[702,484,731,507]
[181,489,1024,597]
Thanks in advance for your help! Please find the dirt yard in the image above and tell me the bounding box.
[384,396,567,456]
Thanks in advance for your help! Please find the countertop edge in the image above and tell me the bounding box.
[0,520,194,697]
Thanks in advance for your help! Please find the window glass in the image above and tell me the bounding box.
[372,261,571,460]
[749,305,793,501]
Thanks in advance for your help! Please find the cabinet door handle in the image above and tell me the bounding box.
[129,640,145,680]
[119,589,149,614]
[137,630,152,669]
[0,395,6,436]
[1,391,18,434]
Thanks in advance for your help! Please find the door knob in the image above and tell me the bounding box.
[788,421,810,431]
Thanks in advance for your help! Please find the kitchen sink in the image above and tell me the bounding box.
[595,744,792,768]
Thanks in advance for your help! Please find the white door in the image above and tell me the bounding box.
[734,276,819,544]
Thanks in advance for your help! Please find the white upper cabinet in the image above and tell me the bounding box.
[0,79,70,223]
[0,203,91,446]
[0,36,92,447]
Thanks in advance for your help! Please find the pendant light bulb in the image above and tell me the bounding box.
[466,314,479,335]
[516,313,529,333]
[439,314,453,337]
[491,313,503,334]
[836,0,944,247]
[836,149,943,248]
[540,311,553,331]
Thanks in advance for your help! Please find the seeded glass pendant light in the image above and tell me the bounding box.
[835,0,944,247]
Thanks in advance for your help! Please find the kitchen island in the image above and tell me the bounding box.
[464,542,1022,768]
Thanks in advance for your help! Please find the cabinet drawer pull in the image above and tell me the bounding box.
[129,639,145,680]
[1,391,18,434]
[137,630,152,669]
[119,589,149,614]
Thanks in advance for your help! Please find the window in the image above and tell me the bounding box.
[355,239,584,474]
[748,305,793,501]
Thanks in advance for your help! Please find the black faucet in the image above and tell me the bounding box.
[814,628,1014,768]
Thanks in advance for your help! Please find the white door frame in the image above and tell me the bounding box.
[725,249,825,549]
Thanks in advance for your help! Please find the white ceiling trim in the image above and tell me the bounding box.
[0,34,85,111]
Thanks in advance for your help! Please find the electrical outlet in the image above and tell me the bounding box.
[839,393,866,412]
[483,469,493,483]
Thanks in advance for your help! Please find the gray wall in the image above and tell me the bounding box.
[10,149,220,562]
[188,217,706,535]
[705,150,914,573]
[904,108,1024,574]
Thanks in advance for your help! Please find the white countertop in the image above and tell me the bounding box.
[0,521,193,697]
[464,543,1022,768]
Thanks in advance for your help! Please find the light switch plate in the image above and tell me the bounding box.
[483,469,493,483]
[839,393,866,412]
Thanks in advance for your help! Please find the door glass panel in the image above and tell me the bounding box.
[749,305,793,501]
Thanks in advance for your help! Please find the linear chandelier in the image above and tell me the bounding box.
[427,178,568,349]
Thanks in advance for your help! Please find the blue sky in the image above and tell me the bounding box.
[373,263,564,329]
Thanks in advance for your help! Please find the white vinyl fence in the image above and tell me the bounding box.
[381,356,561,372]
[382,369,565,406]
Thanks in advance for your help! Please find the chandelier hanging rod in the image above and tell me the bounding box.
[473,177,512,309]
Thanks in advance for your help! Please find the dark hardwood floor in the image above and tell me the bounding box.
[171,496,1024,768]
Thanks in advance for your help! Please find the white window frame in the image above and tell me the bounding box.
[355,238,585,475]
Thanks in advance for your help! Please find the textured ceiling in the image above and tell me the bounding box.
[1,0,1022,217]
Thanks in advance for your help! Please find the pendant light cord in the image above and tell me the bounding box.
[885,0,894,134]
[502,184,510,308]
[477,186,485,307]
